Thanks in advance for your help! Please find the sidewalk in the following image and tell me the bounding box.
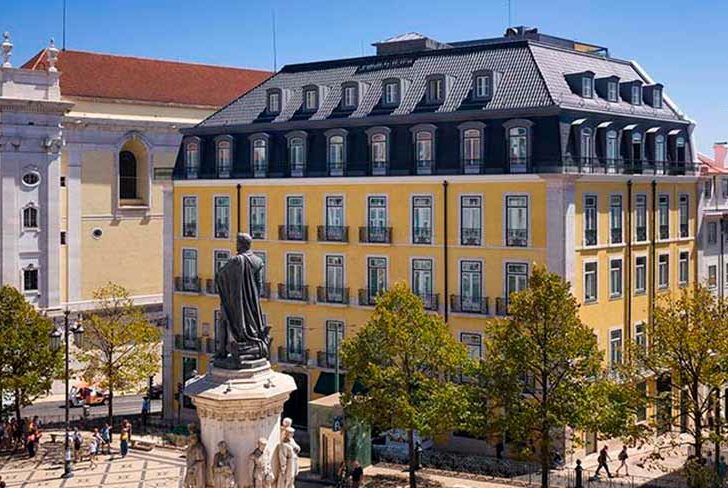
[364,465,527,488]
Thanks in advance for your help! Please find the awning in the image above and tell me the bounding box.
[597,121,613,128]
[668,129,682,135]
[646,127,661,133]
[314,373,346,396]
[622,124,638,131]
[570,118,587,126]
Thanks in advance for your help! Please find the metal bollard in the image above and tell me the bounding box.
[575,459,583,488]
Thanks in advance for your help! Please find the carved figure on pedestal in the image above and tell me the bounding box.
[213,440,238,488]
[248,437,274,488]
[215,233,271,368]
[184,425,207,488]
[272,426,299,488]
[280,418,301,456]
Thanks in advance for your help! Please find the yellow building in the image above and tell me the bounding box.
[165,29,700,454]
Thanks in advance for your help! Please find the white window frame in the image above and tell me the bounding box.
[609,194,623,245]
[460,332,483,360]
[22,265,39,293]
[583,260,598,303]
[658,253,670,289]
[607,81,618,102]
[215,135,233,177]
[410,194,434,245]
[181,195,198,238]
[22,204,39,231]
[679,250,690,287]
[634,255,647,295]
[609,258,623,298]
[583,194,598,247]
[504,193,529,247]
[609,327,623,367]
[249,195,267,240]
[634,194,648,243]
[213,195,231,239]
[582,76,593,98]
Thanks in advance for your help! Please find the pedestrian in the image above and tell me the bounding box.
[336,461,348,488]
[72,428,83,463]
[350,460,364,488]
[121,418,132,442]
[141,396,150,432]
[26,429,35,458]
[88,432,98,469]
[719,456,727,481]
[101,423,111,455]
[615,445,629,477]
[595,445,613,478]
[119,426,130,458]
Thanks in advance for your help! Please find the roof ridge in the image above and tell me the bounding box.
[526,44,556,106]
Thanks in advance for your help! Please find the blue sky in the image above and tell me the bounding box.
[4,0,727,153]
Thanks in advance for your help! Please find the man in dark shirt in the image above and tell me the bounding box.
[595,445,613,478]
[350,460,364,488]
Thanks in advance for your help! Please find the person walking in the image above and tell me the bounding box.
[595,445,613,478]
[141,397,150,433]
[119,426,130,458]
[100,423,111,455]
[72,428,83,463]
[615,445,629,477]
[350,460,364,488]
[336,461,348,488]
[88,430,99,469]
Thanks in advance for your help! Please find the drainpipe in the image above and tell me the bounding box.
[625,180,633,359]
[236,183,242,234]
[443,180,449,322]
[650,180,657,333]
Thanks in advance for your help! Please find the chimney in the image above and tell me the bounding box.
[715,142,728,168]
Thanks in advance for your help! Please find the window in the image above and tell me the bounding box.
[610,195,623,244]
[508,127,528,171]
[304,87,318,111]
[655,135,666,163]
[414,130,434,172]
[182,249,198,291]
[23,266,38,292]
[461,196,482,246]
[216,140,232,177]
[678,251,688,285]
[325,321,344,368]
[635,256,647,294]
[610,258,623,298]
[606,130,618,162]
[474,74,491,99]
[214,250,230,277]
[584,262,597,302]
[182,307,198,345]
[463,129,482,168]
[658,254,669,289]
[182,196,197,237]
[22,171,40,187]
[635,322,647,350]
[286,196,305,240]
[460,260,483,310]
[285,254,304,298]
[635,194,647,242]
[328,135,345,173]
[267,90,281,113]
[383,81,400,106]
[325,255,345,302]
[325,196,345,238]
[679,195,689,238]
[723,178,728,199]
[653,88,662,109]
[708,264,717,289]
[249,196,266,239]
[584,195,597,246]
[214,196,230,239]
[460,332,482,360]
[286,317,304,361]
[705,180,713,199]
[367,257,387,298]
[22,206,38,230]
[676,137,686,162]
[412,258,434,307]
[631,132,643,161]
[412,196,432,244]
[369,131,389,174]
[708,222,718,245]
[506,263,528,301]
[342,84,358,109]
[658,195,669,240]
[185,140,199,177]
[505,195,528,247]
[252,137,268,176]
[60,176,66,187]
[631,84,642,105]
[426,77,444,104]
[367,196,387,242]
[582,77,593,98]
[119,150,138,199]
[580,127,593,162]
[609,329,623,366]
[289,137,306,173]
[60,231,66,245]
[181,356,197,408]
[607,81,618,102]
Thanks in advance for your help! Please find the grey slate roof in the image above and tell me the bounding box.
[198,39,684,128]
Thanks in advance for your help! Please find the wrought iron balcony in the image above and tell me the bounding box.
[277,283,309,302]
[450,295,489,315]
[461,228,481,246]
[416,292,440,311]
[359,226,392,244]
[412,227,432,244]
[317,225,349,243]
[584,229,597,247]
[258,282,271,299]
[495,297,509,317]
[610,228,623,245]
[277,345,309,365]
[253,162,268,178]
[316,286,349,305]
[635,226,647,242]
[659,225,669,240]
[182,224,197,238]
[204,337,217,354]
[175,334,202,352]
[416,159,433,175]
[506,228,528,247]
[290,162,306,177]
[278,224,308,241]
[371,161,388,176]
[175,276,201,293]
[358,288,383,307]
[317,350,343,369]
[329,162,344,177]
[250,224,266,239]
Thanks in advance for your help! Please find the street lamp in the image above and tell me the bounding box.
[50,309,84,479]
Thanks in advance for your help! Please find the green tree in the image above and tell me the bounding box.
[633,286,728,460]
[479,266,640,488]
[78,283,162,425]
[341,282,471,488]
[0,286,62,421]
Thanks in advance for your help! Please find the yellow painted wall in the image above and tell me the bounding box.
[68,99,213,123]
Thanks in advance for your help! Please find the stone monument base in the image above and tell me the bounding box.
[185,361,296,487]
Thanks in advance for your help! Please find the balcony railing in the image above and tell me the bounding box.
[371,161,388,176]
[635,226,647,242]
[359,226,392,244]
[277,283,309,302]
[290,162,306,177]
[204,337,217,354]
[205,279,217,295]
[175,334,202,351]
[659,225,669,240]
[253,162,268,178]
[317,350,343,369]
[317,225,349,243]
[462,159,483,174]
[680,224,689,238]
[175,276,201,293]
[258,282,271,299]
[506,228,528,247]
[278,225,308,241]
[584,229,597,246]
[329,162,344,177]
[277,345,309,365]
[358,288,383,307]
[461,228,481,246]
[416,292,439,311]
[317,286,349,305]
[610,228,623,245]
[183,224,197,238]
[495,297,509,316]
[250,224,266,239]
[416,159,433,175]
[450,295,489,315]
[412,227,432,244]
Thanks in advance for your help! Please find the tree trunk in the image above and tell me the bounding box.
[14,388,21,423]
[540,429,550,488]
[108,385,113,429]
[692,381,702,457]
[408,428,417,488]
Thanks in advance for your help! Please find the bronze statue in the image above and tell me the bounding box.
[215,233,271,368]
[184,425,207,488]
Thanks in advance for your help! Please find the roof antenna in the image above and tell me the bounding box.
[271,9,277,72]
[62,0,67,50]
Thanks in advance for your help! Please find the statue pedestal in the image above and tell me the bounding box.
[186,361,296,488]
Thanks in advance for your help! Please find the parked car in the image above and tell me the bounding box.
[68,382,108,407]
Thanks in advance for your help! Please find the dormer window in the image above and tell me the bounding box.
[342,83,358,109]
[303,87,319,111]
[631,85,642,105]
[267,89,281,113]
[607,81,618,102]
[652,88,662,109]
[475,74,490,99]
[383,80,400,106]
[582,77,594,98]
[425,76,445,104]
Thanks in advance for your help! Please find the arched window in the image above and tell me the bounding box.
[185,141,199,177]
[23,265,38,292]
[371,134,387,163]
[655,135,666,162]
[216,139,232,177]
[676,136,686,162]
[289,138,305,166]
[508,127,528,168]
[463,129,482,165]
[606,130,619,161]
[252,138,268,177]
[415,131,433,164]
[119,150,138,199]
[580,128,593,162]
[23,206,38,230]
[367,127,391,176]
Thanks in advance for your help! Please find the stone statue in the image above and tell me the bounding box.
[248,438,274,488]
[272,426,299,488]
[215,233,271,368]
[212,440,238,488]
[280,418,301,456]
[184,425,207,488]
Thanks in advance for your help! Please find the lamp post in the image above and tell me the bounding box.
[50,309,84,479]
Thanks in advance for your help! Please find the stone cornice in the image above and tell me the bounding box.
[0,97,73,113]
